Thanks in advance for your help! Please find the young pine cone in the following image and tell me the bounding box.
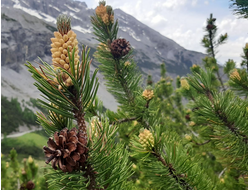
[102,13,110,25]
[180,78,190,90]
[142,89,154,101]
[139,129,154,150]
[51,15,80,90]
[95,4,106,18]
[110,39,131,59]
[43,128,88,173]
[230,69,241,81]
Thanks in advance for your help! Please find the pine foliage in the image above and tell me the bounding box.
[25,2,248,190]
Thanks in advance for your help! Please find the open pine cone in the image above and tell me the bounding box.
[110,38,131,58]
[43,127,88,173]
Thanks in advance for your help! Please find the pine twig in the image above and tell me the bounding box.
[152,152,194,190]
[192,140,211,146]
[115,117,137,124]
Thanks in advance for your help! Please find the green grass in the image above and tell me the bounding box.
[17,132,48,147]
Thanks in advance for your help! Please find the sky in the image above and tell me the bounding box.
[81,0,248,66]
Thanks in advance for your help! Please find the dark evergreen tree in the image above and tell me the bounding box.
[229,0,248,18]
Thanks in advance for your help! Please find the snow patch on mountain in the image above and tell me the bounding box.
[13,0,42,19]
[69,12,82,21]
[120,19,128,24]
[155,47,162,55]
[64,3,80,12]
[20,0,30,7]
[39,13,56,24]
[49,4,60,12]
[72,26,92,34]
[120,26,141,41]
[12,0,56,24]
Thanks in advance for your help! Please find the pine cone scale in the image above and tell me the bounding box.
[63,149,70,158]
[66,163,73,173]
[54,132,60,145]
[79,155,87,163]
[66,142,77,153]
[71,152,81,161]
[51,158,58,170]
[76,143,86,154]
[58,158,67,172]
[59,135,66,148]
[66,156,76,166]
[47,137,58,150]
[68,135,78,144]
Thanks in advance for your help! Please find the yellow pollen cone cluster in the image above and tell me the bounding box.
[142,89,154,101]
[95,4,114,25]
[28,156,34,163]
[185,134,192,141]
[220,178,225,183]
[192,64,198,68]
[95,4,106,17]
[124,61,131,66]
[180,78,190,90]
[51,30,80,90]
[138,129,154,149]
[189,121,195,126]
[230,69,241,81]
[133,120,138,126]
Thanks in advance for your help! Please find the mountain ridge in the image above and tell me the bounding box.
[1,0,206,112]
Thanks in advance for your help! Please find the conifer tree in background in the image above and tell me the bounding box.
[150,64,187,135]
[229,0,248,18]
[25,1,247,190]
[180,13,248,189]
[201,14,228,90]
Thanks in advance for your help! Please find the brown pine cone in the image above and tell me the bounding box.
[26,181,35,190]
[110,39,131,59]
[185,114,190,121]
[206,24,214,30]
[43,127,88,173]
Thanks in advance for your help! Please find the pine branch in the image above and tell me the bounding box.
[115,117,137,124]
[152,152,194,190]
[215,109,247,144]
[208,26,225,91]
[115,59,135,105]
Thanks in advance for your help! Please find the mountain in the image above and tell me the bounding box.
[1,0,206,111]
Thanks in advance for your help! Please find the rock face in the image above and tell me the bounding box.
[1,0,205,111]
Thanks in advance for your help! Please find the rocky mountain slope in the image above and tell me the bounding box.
[1,0,206,111]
